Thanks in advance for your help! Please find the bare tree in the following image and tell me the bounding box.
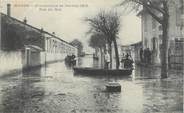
[89,33,106,50]
[70,39,83,56]
[120,0,176,78]
[89,33,106,67]
[86,10,121,69]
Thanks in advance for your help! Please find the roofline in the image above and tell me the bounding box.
[43,31,75,48]
[130,41,142,46]
[121,45,131,47]
[0,12,76,48]
[136,10,143,17]
[0,13,42,32]
[136,9,147,17]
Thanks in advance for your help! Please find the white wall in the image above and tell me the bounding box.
[40,52,46,65]
[0,51,22,76]
[45,52,67,63]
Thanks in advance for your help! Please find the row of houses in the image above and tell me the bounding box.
[0,4,77,74]
[131,0,183,70]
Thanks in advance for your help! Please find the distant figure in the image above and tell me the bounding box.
[147,48,151,64]
[140,48,143,62]
[71,54,76,66]
[123,53,133,69]
[65,54,76,67]
[104,51,110,69]
[143,48,151,64]
[122,53,125,57]
[71,54,76,60]
[121,53,133,68]
[121,53,126,69]
[143,48,147,63]
[125,53,130,60]
[129,53,133,60]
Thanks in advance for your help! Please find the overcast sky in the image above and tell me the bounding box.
[0,0,141,51]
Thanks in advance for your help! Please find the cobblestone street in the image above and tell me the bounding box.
[0,57,183,113]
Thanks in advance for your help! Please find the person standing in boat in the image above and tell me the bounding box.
[140,48,143,62]
[104,51,110,69]
[120,53,126,69]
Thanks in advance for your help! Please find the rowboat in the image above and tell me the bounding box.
[73,67,133,76]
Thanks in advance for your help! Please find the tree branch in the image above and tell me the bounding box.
[144,5,163,24]
[147,0,166,14]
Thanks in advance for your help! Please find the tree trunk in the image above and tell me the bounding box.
[108,42,112,69]
[161,16,169,79]
[113,39,120,69]
[100,48,104,68]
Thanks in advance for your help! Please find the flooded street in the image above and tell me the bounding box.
[0,56,183,113]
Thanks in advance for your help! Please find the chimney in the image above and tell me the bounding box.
[41,28,44,31]
[7,4,11,16]
[52,32,55,35]
[40,28,44,33]
[23,17,27,23]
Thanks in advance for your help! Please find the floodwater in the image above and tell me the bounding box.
[0,56,183,113]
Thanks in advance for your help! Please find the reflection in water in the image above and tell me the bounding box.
[0,56,182,113]
[74,57,183,113]
[142,79,183,112]
[132,65,161,79]
[1,67,45,113]
[93,58,100,69]
[93,92,121,112]
[77,56,94,68]
[77,57,83,67]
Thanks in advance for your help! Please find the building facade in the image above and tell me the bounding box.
[139,0,184,68]
[0,12,77,72]
[44,32,77,63]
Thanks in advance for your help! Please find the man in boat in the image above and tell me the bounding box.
[120,53,126,69]
[140,48,143,62]
[124,53,133,69]
[143,48,147,63]
[104,51,110,69]
[71,54,76,66]
[147,48,152,64]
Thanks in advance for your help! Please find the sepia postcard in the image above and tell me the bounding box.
[0,0,183,113]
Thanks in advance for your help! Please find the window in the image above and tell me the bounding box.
[152,37,157,50]
[50,39,52,52]
[152,18,157,29]
[47,39,50,52]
